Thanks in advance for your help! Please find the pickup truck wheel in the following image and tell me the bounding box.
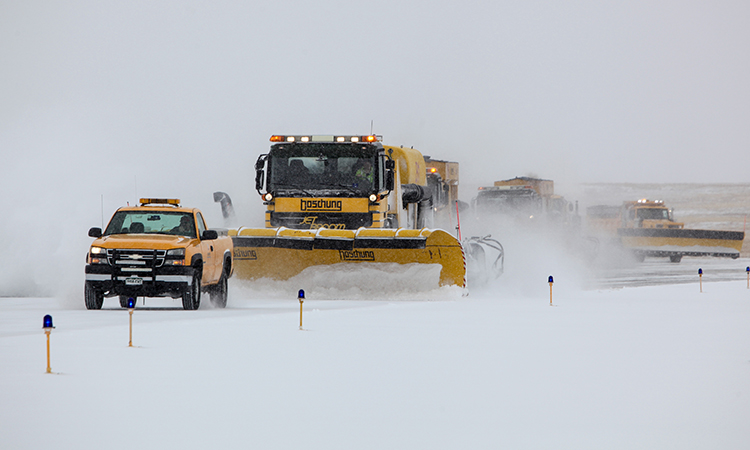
[210,273,228,308]
[182,270,201,310]
[669,255,682,263]
[84,282,104,310]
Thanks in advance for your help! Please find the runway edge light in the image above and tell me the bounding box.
[298,289,305,330]
[43,314,55,374]
[548,276,554,306]
[43,314,54,330]
[128,297,135,347]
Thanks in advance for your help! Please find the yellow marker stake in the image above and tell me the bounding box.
[45,330,52,373]
[127,297,135,347]
[42,314,54,374]
[548,276,554,306]
[746,267,749,289]
[128,309,134,347]
[698,268,703,293]
[298,289,305,331]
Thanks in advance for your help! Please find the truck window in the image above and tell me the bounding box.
[267,143,379,193]
[103,211,196,237]
[637,209,669,220]
[196,212,207,237]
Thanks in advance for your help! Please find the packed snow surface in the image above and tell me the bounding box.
[3,259,750,449]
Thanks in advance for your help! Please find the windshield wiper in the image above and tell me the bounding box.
[333,184,364,195]
[273,184,314,197]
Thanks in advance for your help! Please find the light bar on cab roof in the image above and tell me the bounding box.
[140,198,180,206]
[478,186,533,191]
[270,135,382,143]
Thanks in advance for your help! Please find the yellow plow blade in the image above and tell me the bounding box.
[229,227,466,288]
[618,228,744,258]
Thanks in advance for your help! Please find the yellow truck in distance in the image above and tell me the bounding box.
[587,199,744,263]
[85,198,233,310]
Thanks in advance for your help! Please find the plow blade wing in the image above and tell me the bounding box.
[618,228,744,258]
[230,228,466,288]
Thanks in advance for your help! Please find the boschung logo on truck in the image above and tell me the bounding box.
[301,199,342,212]
[234,249,257,261]
[339,250,375,261]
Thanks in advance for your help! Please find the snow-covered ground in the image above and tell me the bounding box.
[2,259,750,449]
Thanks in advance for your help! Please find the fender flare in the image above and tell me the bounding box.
[222,249,233,277]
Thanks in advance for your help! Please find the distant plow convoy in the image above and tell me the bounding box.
[85,134,746,307]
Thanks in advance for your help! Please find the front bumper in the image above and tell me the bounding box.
[85,264,195,298]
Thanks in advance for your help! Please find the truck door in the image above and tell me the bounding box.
[196,212,217,284]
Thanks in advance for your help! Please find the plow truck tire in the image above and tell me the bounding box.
[210,272,228,308]
[182,269,201,310]
[84,281,104,310]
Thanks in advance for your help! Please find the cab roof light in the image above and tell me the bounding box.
[272,135,382,143]
[140,198,180,206]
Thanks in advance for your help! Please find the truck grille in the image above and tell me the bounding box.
[107,249,166,270]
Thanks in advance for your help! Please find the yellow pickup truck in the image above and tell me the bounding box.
[85,198,233,310]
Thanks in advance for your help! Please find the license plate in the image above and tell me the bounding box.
[125,277,143,286]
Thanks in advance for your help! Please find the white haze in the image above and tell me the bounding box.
[2,1,750,297]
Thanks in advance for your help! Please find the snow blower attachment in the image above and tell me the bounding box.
[463,235,505,286]
[228,134,469,289]
[213,191,235,221]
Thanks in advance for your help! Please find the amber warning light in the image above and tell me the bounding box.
[271,135,381,143]
[140,198,180,206]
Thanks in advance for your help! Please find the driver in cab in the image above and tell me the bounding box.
[171,215,196,237]
[354,159,374,187]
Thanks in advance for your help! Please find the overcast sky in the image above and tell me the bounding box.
[1,0,749,295]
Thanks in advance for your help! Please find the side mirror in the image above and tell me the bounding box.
[255,155,267,192]
[385,170,394,191]
[88,227,102,238]
[385,159,395,170]
[201,229,219,240]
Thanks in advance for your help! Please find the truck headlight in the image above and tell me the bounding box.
[89,246,108,264]
[165,248,186,265]
[167,248,185,257]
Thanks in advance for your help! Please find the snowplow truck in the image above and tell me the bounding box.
[229,135,466,288]
[473,176,577,225]
[587,199,744,263]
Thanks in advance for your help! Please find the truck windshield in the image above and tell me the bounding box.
[267,143,379,194]
[637,208,670,220]
[476,190,542,212]
[104,211,196,238]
